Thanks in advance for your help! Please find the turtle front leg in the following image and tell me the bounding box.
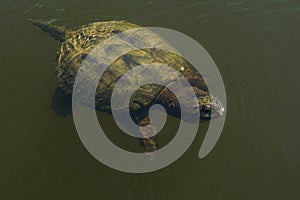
[138,116,159,160]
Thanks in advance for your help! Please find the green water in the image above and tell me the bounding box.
[1,0,300,199]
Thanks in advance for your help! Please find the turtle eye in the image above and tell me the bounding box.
[112,30,122,34]
[81,53,88,59]
[201,105,211,112]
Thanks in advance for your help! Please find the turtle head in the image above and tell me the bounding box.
[194,89,225,122]
[156,86,224,122]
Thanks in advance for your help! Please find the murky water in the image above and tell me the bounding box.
[1,0,300,199]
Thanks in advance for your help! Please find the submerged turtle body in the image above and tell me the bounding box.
[31,20,208,113]
[30,20,223,153]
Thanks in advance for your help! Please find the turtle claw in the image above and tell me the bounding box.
[144,151,157,161]
[139,122,159,156]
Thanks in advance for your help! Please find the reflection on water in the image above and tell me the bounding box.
[52,87,72,118]
[1,0,300,199]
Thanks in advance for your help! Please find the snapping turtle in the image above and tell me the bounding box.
[29,19,224,154]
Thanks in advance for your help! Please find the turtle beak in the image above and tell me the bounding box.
[210,96,225,119]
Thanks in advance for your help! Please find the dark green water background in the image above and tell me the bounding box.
[1,0,300,199]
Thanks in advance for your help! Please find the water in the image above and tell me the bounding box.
[1,0,300,199]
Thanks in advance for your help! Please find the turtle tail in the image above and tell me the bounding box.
[26,19,68,42]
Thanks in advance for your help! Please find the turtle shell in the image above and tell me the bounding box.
[55,21,207,112]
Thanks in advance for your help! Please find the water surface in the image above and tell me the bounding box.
[1,0,300,199]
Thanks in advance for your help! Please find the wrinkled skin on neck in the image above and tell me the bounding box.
[154,85,224,122]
